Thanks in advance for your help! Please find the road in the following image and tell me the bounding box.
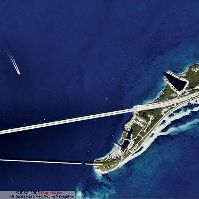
[0,158,102,166]
[0,90,198,136]
[0,90,198,166]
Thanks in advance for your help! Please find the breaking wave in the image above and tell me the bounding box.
[76,104,199,199]
[97,103,199,175]
[159,105,199,135]
[125,103,199,164]
[76,175,116,199]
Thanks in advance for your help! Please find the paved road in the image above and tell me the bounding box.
[0,91,198,166]
[0,91,198,136]
[0,158,102,166]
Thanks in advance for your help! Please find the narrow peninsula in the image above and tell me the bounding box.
[94,64,199,174]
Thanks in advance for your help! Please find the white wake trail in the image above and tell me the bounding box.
[6,50,21,75]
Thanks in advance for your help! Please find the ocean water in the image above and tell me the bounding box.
[0,0,199,198]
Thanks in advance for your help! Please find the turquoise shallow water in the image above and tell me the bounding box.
[76,1,199,197]
[77,106,199,199]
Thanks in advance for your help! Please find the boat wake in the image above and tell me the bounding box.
[6,50,21,75]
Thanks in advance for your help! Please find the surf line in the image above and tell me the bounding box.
[0,158,102,166]
[5,50,21,75]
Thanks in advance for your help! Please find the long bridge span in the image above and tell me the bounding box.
[0,90,199,136]
[0,91,199,166]
[0,158,102,166]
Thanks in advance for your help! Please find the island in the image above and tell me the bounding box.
[94,64,199,174]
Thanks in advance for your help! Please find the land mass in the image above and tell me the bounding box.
[94,64,199,174]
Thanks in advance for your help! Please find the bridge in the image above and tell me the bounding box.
[0,90,198,136]
[0,158,102,166]
[0,91,198,166]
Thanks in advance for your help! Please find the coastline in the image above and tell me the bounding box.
[94,99,199,175]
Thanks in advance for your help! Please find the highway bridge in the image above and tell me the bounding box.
[0,90,199,136]
[0,91,198,166]
[0,158,102,166]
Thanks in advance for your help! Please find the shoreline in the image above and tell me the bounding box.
[94,99,199,175]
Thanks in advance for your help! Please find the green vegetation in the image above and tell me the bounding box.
[185,64,199,88]
[132,135,142,146]
[147,109,162,127]
[94,64,199,173]
[158,86,176,102]
[131,123,142,138]
[95,158,120,172]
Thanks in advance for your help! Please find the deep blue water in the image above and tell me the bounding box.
[164,72,187,91]
[0,0,199,198]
